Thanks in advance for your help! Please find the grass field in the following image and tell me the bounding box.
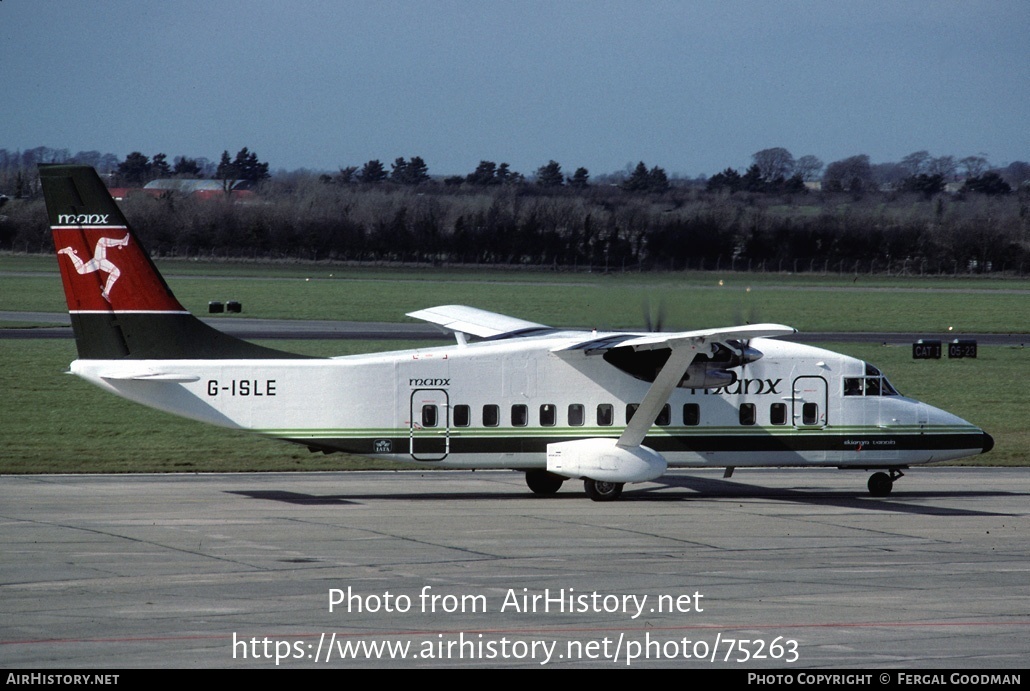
[1,253,1027,473]
[3,254,1030,333]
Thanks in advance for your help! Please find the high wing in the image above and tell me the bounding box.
[407,304,795,348]
[553,323,798,355]
[409,304,796,450]
[407,304,551,341]
[545,321,797,493]
[558,324,797,449]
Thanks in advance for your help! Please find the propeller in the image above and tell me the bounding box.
[730,286,764,374]
[732,285,761,326]
[642,296,668,332]
[733,284,766,370]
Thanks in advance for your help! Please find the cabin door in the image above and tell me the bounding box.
[792,375,833,462]
[409,389,450,461]
[792,376,828,428]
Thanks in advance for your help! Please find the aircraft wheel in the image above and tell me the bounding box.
[525,470,565,496]
[584,479,624,502]
[868,472,893,497]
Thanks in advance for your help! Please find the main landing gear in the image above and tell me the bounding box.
[868,469,904,497]
[524,471,625,502]
[584,478,624,502]
[525,470,565,496]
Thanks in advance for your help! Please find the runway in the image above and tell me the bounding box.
[1,468,1027,668]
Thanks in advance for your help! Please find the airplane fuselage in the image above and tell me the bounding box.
[71,334,985,471]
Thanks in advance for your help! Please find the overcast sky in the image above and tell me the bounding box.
[2,0,1027,177]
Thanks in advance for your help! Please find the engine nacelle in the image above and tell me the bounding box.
[681,362,737,389]
[546,438,668,483]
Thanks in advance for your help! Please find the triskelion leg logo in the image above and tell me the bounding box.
[58,233,131,302]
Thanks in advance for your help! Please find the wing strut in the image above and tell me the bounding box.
[617,341,701,449]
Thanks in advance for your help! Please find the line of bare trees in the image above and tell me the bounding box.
[3,171,1026,275]
[2,146,1028,274]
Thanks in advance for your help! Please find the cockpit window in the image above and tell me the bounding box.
[846,364,901,396]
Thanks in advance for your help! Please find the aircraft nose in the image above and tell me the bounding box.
[980,432,995,454]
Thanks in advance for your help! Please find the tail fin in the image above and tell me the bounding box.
[40,165,308,360]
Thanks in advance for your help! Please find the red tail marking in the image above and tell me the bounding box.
[53,227,185,313]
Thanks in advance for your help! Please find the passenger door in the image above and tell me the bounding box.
[409,389,449,461]
[792,375,828,428]
[792,375,834,462]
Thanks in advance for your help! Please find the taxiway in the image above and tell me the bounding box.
[1,468,1027,668]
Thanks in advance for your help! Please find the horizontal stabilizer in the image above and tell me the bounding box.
[100,371,200,383]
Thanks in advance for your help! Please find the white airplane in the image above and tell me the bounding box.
[40,165,994,501]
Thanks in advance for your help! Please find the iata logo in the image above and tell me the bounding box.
[57,233,130,302]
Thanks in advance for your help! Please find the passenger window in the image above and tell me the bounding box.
[656,404,671,426]
[453,404,470,427]
[512,404,528,427]
[483,404,499,427]
[683,403,700,426]
[568,404,584,426]
[597,404,613,426]
[803,402,819,425]
[540,404,556,427]
[626,404,639,423]
[422,404,438,428]
[770,402,787,425]
[739,403,756,426]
